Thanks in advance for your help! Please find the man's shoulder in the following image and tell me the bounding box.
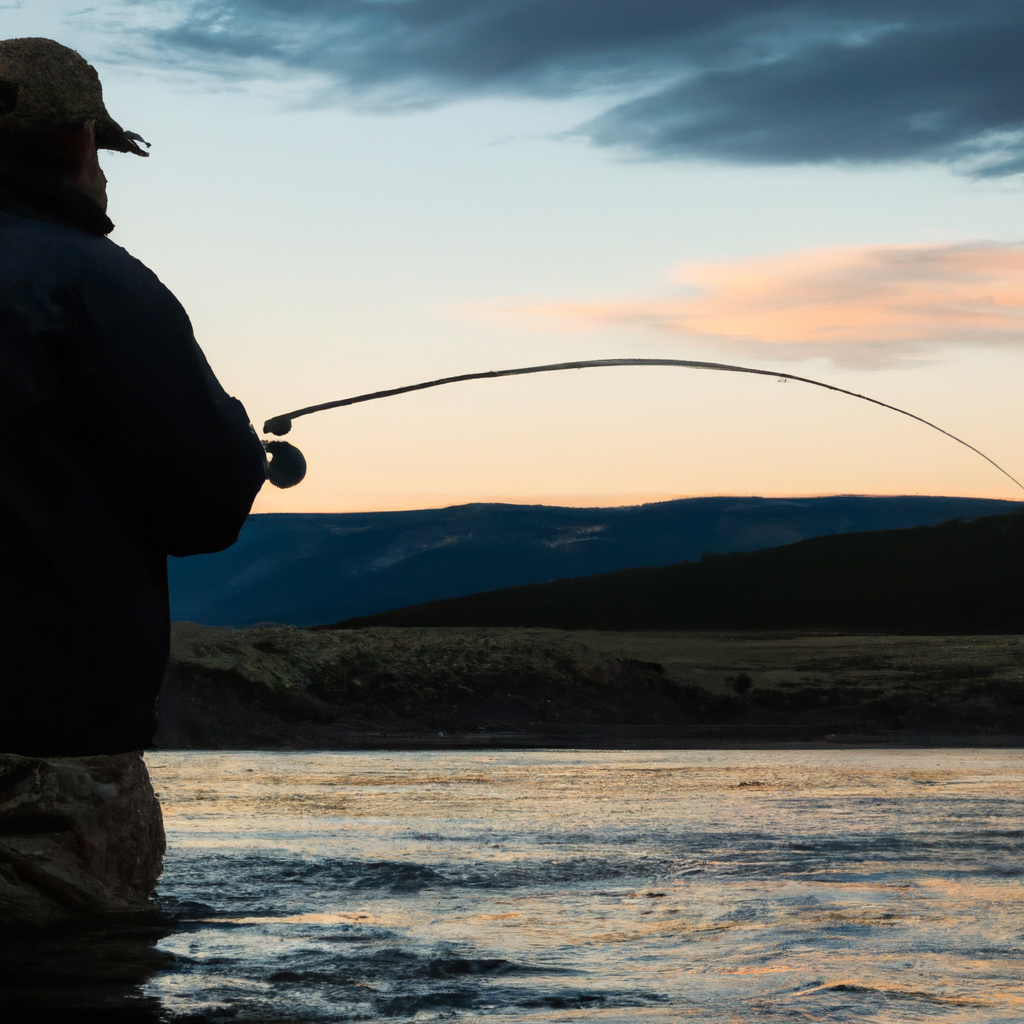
[0,204,183,317]
[1,204,142,270]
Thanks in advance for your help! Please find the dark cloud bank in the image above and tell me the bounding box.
[148,1,1024,173]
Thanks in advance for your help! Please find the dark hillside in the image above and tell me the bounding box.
[168,496,1016,627]
[333,511,1024,633]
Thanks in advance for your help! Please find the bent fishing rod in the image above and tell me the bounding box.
[259,357,1024,493]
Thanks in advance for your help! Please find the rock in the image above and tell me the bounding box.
[0,752,165,927]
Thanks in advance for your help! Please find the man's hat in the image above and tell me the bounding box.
[0,37,148,156]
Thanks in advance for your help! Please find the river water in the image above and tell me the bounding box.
[132,749,1024,1021]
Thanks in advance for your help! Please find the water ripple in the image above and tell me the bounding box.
[133,749,1024,1022]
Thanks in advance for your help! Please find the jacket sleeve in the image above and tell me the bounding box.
[69,242,267,556]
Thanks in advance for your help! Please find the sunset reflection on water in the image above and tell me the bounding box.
[145,749,1024,1021]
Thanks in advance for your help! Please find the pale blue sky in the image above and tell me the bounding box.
[6,1,1024,510]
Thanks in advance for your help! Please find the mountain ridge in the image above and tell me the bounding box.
[168,495,1017,627]
[333,510,1024,634]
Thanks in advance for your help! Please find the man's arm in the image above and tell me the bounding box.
[70,243,267,556]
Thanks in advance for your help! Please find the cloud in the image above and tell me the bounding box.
[132,1,1024,173]
[461,243,1024,365]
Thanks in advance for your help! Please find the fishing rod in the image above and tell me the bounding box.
[260,357,1024,493]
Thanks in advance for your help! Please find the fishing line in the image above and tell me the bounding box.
[260,357,1023,492]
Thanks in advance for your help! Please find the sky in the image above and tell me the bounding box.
[5,1,1024,511]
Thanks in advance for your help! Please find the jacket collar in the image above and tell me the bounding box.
[0,163,114,237]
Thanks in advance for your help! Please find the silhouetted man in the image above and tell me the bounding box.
[0,38,267,756]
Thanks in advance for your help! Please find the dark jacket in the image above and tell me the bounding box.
[0,174,267,755]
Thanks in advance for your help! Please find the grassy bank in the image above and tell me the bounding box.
[155,624,1024,749]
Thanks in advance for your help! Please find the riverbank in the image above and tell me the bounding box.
[154,624,1024,748]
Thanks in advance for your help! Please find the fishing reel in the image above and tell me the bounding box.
[263,439,306,489]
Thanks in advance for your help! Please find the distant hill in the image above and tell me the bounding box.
[168,496,1018,627]
[335,510,1024,634]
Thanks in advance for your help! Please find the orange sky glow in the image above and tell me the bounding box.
[486,243,1024,365]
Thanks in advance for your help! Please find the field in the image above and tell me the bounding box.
[156,624,1024,748]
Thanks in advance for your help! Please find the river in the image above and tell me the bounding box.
[108,748,1022,1021]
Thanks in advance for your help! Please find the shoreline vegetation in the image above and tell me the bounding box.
[157,624,1024,749]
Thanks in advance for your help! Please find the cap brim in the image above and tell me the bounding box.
[95,115,149,156]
